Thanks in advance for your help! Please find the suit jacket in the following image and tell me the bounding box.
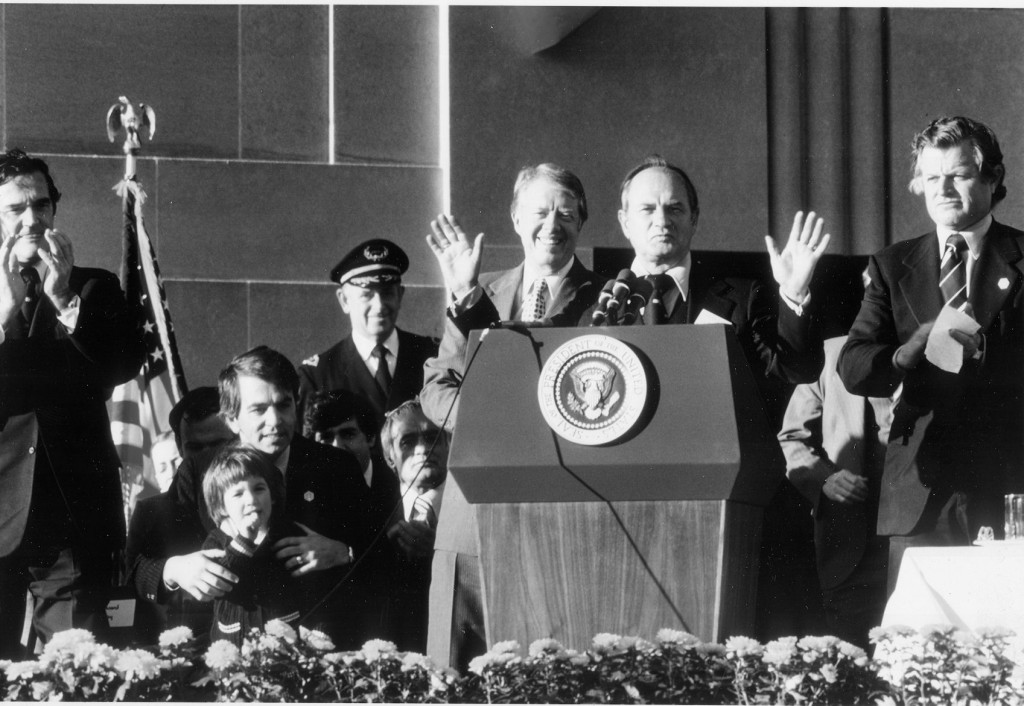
[129,435,385,646]
[420,257,605,432]
[125,492,211,644]
[839,220,1024,536]
[0,266,142,556]
[298,328,439,428]
[779,337,889,590]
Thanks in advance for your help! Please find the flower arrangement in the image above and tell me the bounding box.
[1,623,1022,703]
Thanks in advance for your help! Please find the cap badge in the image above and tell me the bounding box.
[364,244,389,262]
[303,491,314,502]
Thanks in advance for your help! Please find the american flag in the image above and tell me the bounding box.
[108,177,187,521]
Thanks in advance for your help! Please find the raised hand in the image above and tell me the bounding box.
[425,214,484,298]
[765,211,831,301]
[0,235,28,327]
[38,229,75,311]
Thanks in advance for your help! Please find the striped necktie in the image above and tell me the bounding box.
[939,233,968,311]
[522,278,548,322]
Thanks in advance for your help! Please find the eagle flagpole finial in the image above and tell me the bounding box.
[106,96,156,181]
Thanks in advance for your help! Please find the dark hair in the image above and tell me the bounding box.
[219,346,299,419]
[909,116,1007,203]
[168,386,221,448]
[303,389,377,440]
[0,149,62,215]
[202,443,285,524]
[619,154,700,225]
[510,163,588,226]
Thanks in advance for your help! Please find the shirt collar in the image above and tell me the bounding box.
[629,251,691,300]
[936,212,992,260]
[523,256,575,295]
[363,458,373,488]
[401,484,444,522]
[351,327,400,363]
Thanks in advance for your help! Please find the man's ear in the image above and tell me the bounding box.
[991,164,1006,194]
[225,416,240,435]
[617,209,629,239]
[336,287,350,314]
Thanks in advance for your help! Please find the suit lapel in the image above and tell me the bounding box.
[971,221,1024,332]
[549,258,596,319]
[340,336,385,410]
[897,233,943,328]
[685,266,736,325]
[485,264,524,320]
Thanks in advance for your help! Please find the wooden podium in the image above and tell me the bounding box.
[448,325,783,649]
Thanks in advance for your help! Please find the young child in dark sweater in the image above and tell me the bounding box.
[201,443,303,645]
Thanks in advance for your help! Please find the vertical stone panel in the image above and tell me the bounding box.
[241,6,330,161]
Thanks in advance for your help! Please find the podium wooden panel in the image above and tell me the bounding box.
[448,325,782,649]
[477,500,762,647]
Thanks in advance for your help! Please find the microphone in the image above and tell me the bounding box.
[620,276,652,326]
[591,280,617,326]
[604,269,635,325]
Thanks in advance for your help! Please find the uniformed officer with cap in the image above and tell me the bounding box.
[298,238,438,437]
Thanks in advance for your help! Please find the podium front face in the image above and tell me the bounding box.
[447,325,781,649]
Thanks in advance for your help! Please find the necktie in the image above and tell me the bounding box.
[522,278,548,322]
[410,494,437,529]
[643,273,675,325]
[372,344,392,397]
[20,267,42,324]
[939,233,968,311]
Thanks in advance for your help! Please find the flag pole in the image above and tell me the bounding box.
[107,96,187,517]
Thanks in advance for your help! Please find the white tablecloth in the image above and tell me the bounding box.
[882,542,1024,634]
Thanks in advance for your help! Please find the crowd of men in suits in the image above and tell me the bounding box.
[0,114,1019,664]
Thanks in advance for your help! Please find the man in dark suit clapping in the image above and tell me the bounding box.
[0,149,143,657]
[839,116,1024,588]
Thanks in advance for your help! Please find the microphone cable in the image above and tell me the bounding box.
[298,331,490,626]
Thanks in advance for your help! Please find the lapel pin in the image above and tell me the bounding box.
[998,277,1010,290]
[304,491,314,502]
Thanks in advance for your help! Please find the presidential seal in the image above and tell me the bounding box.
[537,334,649,446]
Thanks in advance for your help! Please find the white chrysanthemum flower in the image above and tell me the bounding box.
[401,652,431,671]
[725,635,763,657]
[566,649,591,666]
[320,652,345,666]
[115,649,163,681]
[696,643,727,657]
[79,642,116,671]
[529,638,565,657]
[592,633,622,653]
[299,626,335,652]
[361,639,397,662]
[489,640,520,655]
[264,619,297,643]
[656,628,699,646]
[31,680,57,701]
[43,628,96,657]
[467,654,490,676]
[5,661,39,680]
[158,626,194,649]
[763,637,799,666]
[205,640,241,670]
[819,663,838,683]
